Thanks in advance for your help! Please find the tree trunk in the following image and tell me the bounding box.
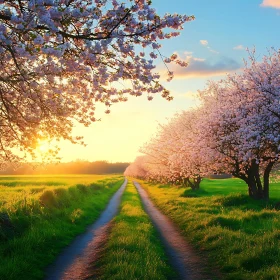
[247,176,259,199]
[194,176,201,189]
[263,161,274,201]
[254,164,263,199]
[247,160,263,199]
[186,176,201,190]
[233,159,273,200]
[182,177,189,188]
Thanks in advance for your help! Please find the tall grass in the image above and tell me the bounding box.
[139,178,280,280]
[0,174,123,280]
[95,180,176,280]
[0,174,116,206]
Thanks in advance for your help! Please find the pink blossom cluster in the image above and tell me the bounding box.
[0,0,193,163]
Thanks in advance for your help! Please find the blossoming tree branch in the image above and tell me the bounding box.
[0,0,193,163]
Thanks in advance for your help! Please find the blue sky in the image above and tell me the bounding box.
[55,0,280,163]
[155,0,280,56]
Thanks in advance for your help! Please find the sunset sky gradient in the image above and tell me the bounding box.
[57,0,280,163]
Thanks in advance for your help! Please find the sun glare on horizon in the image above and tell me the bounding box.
[35,139,56,158]
[37,139,50,152]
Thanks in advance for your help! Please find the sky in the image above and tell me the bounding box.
[55,0,280,163]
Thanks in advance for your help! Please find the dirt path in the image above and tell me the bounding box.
[134,181,213,280]
[45,179,127,280]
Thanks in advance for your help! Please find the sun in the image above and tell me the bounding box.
[37,139,50,153]
[34,139,61,161]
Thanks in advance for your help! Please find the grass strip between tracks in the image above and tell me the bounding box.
[95,180,176,280]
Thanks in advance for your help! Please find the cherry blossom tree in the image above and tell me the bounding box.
[169,110,206,189]
[123,155,148,179]
[139,109,205,189]
[140,124,175,183]
[0,0,193,164]
[130,49,280,200]
[198,49,280,200]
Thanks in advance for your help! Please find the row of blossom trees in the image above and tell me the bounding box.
[125,49,280,200]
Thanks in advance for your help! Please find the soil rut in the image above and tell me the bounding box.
[45,179,127,280]
[134,181,213,280]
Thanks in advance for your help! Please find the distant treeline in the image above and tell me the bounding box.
[0,161,130,175]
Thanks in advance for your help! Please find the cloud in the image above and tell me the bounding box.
[233,44,245,50]
[260,0,280,9]
[200,40,208,46]
[175,90,198,99]
[200,39,219,54]
[162,54,241,79]
[183,51,193,56]
[208,47,219,54]
[192,57,206,62]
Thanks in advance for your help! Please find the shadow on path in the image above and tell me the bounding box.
[45,179,127,280]
[134,181,213,280]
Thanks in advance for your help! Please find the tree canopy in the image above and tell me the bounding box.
[126,50,280,200]
[0,0,193,164]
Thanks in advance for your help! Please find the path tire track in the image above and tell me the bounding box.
[45,179,127,280]
[134,181,215,280]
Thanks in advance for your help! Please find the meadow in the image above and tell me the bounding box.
[139,177,280,280]
[0,174,124,280]
[1,174,280,280]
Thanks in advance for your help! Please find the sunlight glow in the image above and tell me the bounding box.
[36,139,51,153]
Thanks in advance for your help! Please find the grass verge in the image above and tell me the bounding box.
[95,180,176,280]
[0,175,123,280]
[139,178,280,280]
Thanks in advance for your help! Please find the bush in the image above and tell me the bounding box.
[76,184,89,194]
[54,188,67,198]
[54,188,71,208]
[39,190,56,207]
[89,183,102,191]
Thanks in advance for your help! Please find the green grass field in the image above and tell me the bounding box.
[95,180,176,280]
[139,177,280,280]
[0,174,124,280]
[0,174,120,207]
[2,174,280,280]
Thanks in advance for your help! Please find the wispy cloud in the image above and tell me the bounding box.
[233,44,245,50]
[176,90,198,99]
[161,54,241,79]
[200,40,208,46]
[200,39,219,54]
[260,0,280,9]
[208,48,219,54]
